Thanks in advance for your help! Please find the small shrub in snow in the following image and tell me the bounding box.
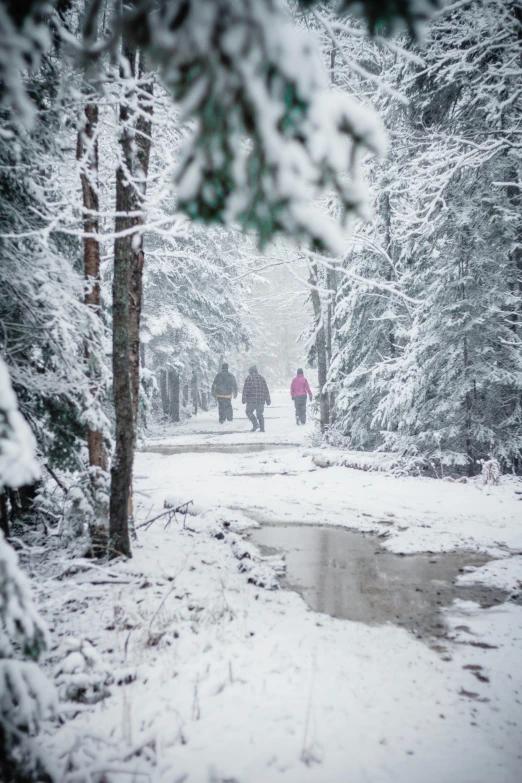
[0,361,55,781]
[480,459,501,487]
[0,534,55,782]
[54,638,112,704]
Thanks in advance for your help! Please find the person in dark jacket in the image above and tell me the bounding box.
[212,363,238,423]
[242,365,271,432]
[290,368,313,425]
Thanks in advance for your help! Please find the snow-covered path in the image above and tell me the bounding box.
[42,392,522,783]
[140,391,522,559]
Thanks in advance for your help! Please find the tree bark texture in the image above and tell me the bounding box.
[328,41,339,418]
[77,8,108,511]
[325,265,337,416]
[459,257,474,476]
[309,263,330,431]
[159,368,168,415]
[109,38,138,559]
[126,52,153,525]
[169,369,180,422]
[0,491,9,538]
[382,191,396,360]
[77,100,108,484]
[191,369,198,415]
[129,55,153,433]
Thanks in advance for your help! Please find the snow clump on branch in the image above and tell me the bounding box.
[0,358,55,781]
[144,0,387,251]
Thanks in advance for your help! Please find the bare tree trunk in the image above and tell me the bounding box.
[191,369,198,415]
[0,491,9,538]
[19,484,37,515]
[309,262,330,431]
[77,100,108,496]
[463,335,474,475]
[325,265,337,416]
[127,55,153,524]
[159,369,168,415]
[109,37,137,559]
[77,6,108,532]
[8,490,22,521]
[129,56,153,434]
[459,257,474,476]
[382,191,396,360]
[169,369,180,422]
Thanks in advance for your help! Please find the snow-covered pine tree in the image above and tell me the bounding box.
[326,0,522,473]
[0,86,109,535]
[0,359,54,783]
[373,0,522,472]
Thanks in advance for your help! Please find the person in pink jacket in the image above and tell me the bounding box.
[290,368,313,425]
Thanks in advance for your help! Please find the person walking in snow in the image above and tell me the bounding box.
[242,365,271,432]
[290,368,313,425]
[212,363,238,423]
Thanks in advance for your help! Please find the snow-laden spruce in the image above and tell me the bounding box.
[323,0,522,473]
[146,0,386,251]
[0,358,55,782]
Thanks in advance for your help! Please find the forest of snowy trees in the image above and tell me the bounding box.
[317,1,522,475]
[0,0,521,779]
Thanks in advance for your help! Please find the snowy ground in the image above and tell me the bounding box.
[38,391,522,782]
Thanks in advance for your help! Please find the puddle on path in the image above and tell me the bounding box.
[250,524,508,639]
[225,471,299,477]
[142,443,295,455]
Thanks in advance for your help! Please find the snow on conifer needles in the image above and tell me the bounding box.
[0,360,55,782]
[140,0,387,251]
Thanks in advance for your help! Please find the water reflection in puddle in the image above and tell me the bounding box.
[250,524,506,638]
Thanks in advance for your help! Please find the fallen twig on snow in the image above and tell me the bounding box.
[136,501,193,531]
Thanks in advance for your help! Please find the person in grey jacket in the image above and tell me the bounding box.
[212,363,238,423]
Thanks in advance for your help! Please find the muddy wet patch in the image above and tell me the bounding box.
[250,524,509,639]
[142,444,295,455]
[225,471,300,477]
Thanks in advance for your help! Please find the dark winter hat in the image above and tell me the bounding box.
[249,364,257,374]
[297,368,304,375]
[222,363,229,371]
